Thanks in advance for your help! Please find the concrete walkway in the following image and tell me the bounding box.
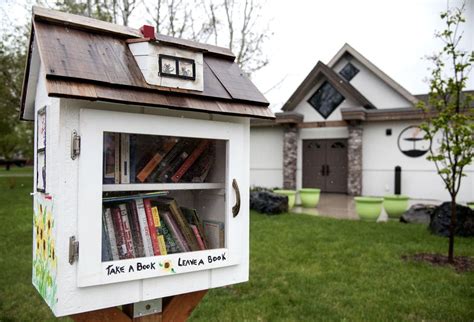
[292,193,442,221]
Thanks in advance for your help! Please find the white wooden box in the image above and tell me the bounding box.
[24,8,273,317]
[32,98,250,317]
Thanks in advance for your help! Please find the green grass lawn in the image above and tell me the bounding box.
[0,165,34,175]
[1,172,473,321]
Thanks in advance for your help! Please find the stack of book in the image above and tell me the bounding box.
[101,192,224,262]
[103,133,215,184]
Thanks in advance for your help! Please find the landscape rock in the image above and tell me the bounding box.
[250,191,288,215]
[429,202,474,237]
[400,204,436,225]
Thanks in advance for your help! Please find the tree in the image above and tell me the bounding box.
[54,0,114,22]
[51,0,138,25]
[0,0,269,169]
[50,0,270,75]
[0,25,34,169]
[143,0,270,76]
[220,0,269,75]
[418,2,474,263]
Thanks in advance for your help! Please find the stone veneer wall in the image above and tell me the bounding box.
[347,123,363,196]
[283,125,298,189]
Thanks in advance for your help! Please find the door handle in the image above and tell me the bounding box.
[320,165,326,176]
[326,165,330,176]
[232,178,241,217]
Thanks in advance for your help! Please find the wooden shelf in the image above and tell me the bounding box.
[102,182,225,192]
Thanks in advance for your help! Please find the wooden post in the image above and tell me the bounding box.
[70,307,132,322]
[70,290,208,322]
[162,290,207,322]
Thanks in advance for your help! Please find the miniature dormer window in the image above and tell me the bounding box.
[128,25,203,91]
[159,54,196,81]
[339,63,359,81]
[307,81,345,119]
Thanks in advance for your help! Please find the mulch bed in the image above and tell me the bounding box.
[402,253,474,273]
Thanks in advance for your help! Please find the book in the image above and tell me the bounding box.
[132,135,164,182]
[203,220,225,249]
[160,209,190,252]
[143,198,161,256]
[103,207,119,260]
[121,133,130,184]
[156,198,200,251]
[182,144,214,183]
[181,206,208,248]
[157,235,167,255]
[155,213,179,254]
[134,199,154,257]
[102,191,169,203]
[148,138,186,182]
[101,214,113,261]
[171,140,210,183]
[154,139,196,182]
[151,206,168,255]
[127,201,145,258]
[136,138,178,183]
[118,204,135,258]
[190,224,206,250]
[167,199,201,251]
[103,132,116,184]
[114,133,120,184]
[111,207,128,259]
[129,134,138,184]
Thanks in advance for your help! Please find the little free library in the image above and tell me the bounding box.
[20,6,273,318]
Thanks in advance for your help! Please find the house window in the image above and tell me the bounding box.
[339,62,359,81]
[159,54,196,80]
[307,81,345,119]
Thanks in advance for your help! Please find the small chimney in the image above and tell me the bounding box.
[140,25,156,40]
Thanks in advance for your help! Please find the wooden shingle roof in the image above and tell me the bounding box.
[281,61,375,111]
[20,6,273,120]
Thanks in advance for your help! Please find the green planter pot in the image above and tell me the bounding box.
[383,195,409,219]
[273,190,296,209]
[299,188,321,208]
[354,197,383,221]
[467,202,474,210]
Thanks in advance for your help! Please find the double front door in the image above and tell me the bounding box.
[302,139,348,193]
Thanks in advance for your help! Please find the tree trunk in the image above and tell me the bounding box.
[448,197,456,263]
[87,0,92,17]
[5,163,10,171]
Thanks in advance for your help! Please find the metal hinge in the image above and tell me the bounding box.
[71,130,81,160]
[69,236,79,264]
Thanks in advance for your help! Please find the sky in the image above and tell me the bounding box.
[2,0,473,111]
[251,0,474,110]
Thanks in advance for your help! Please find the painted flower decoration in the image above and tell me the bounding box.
[159,260,176,274]
[49,239,57,269]
[33,195,58,310]
[35,216,45,259]
[46,210,53,237]
[42,236,47,259]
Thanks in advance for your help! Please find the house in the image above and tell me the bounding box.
[250,43,473,201]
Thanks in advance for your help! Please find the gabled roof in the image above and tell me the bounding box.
[281,61,376,111]
[20,7,273,120]
[328,43,418,105]
[281,43,419,113]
